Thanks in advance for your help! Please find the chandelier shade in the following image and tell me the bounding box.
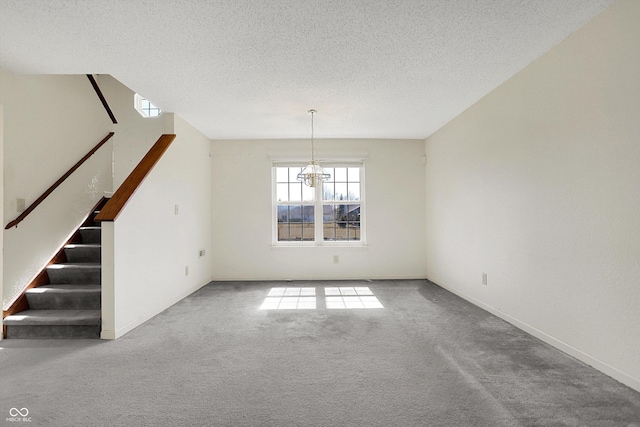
[297,109,330,187]
[298,161,330,187]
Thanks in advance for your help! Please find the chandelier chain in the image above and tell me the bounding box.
[297,108,329,187]
[309,109,316,162]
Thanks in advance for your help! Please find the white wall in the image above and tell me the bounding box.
[1,72,113,308]
[101,115,212,339]
[424,0,640,391]
[94,75,174,189]
[1,104,4,337]
[211,138,427,280]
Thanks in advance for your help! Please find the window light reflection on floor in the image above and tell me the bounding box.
[259,287,316,310]
[325,287,383,309]
[259,286,383,310]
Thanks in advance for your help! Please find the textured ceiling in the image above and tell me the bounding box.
[0,0,615,139]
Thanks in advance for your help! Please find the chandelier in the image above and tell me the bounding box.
[297,109,330,187]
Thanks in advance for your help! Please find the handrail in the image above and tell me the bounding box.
[95,134,177,222]
[5,132,115,229]
[87,74,118,124]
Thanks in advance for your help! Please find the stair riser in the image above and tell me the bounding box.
[64,247,101,263]
[26,292,100,310]
[6,325,101,339]
[79,229,101,244]
[83,213,101,227]
[47,267,101,284]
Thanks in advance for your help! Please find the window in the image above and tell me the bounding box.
[273,163,364,244]
[134,93,162,118]
[275,166,315,242]
[322,167,362,242]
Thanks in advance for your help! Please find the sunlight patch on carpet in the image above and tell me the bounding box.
[259,286,383,310]
[259,287,317,310]
[325,287,383,309]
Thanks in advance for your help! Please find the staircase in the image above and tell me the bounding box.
[3,200,106,339]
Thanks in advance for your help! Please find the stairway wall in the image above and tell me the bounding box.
[1,72,177,311]
[1,72,113,309]
[101,115,212,339]
[93,75,174,190]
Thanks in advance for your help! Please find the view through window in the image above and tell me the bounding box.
[134,93,162,117]
[274,164,363,244]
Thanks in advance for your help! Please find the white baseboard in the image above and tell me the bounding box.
[100,329,116,340]
[209,275,427,282]
[430,278,640,393]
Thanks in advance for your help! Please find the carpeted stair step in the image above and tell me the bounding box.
[79,226,101,244]
[64,243,101,263]
[25,284,101,310]
[4,199,107,339]
[47,263,101,284]
[3,310,101,338]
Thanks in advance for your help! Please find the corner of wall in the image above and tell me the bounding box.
[163,112,175,135]
[1,104,4,338]
[102,111,213,338]
[100,222,115,340]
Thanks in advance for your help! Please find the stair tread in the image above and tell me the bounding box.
[27,284,101,293]
[29,283,101,287]
[48,263,101,268]
[80,226,101,230]
[65,243,101,248]
[4,310,101,326]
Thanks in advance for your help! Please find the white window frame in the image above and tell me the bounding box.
[272,160,366,247]
[134,93,162,118]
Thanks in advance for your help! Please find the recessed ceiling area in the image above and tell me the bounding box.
[0,0,616,139]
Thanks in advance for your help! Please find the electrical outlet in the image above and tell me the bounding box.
[333,255,340,264]
[482,273,488,285]
[16,198,26,212]
[185,266,189,276]
[199,249,205,257]
[174,204,179,215]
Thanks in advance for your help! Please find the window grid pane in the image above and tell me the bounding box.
[322,167,360,202]
[277,167,315,203]
[276,168,289,182]
[277,205,315,241]
[322,203,360,241]
[289,182,302,202]
[348,167,360,182]
[334,167,347,182]
[141,99,160,117]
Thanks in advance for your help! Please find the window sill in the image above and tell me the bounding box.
[271,242,368,249]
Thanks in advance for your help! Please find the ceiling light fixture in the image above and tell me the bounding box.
[297,109,330,187]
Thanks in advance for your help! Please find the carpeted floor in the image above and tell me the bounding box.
[1,279,639,426]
